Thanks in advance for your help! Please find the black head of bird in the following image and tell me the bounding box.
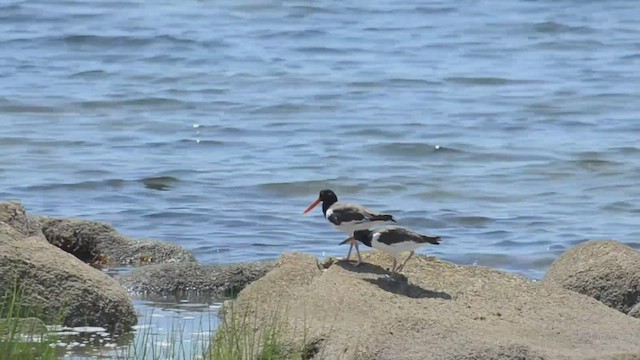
[303,189,338,214]
[340,229,373,247]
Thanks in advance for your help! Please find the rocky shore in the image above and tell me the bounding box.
[2,200,640,359]
[227,251,640,360]
[0,201,269,333]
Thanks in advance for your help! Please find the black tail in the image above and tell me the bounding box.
[369,214,396,222]
[421,235,441,245]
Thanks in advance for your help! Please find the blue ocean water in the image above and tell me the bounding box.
[1,0,640,356]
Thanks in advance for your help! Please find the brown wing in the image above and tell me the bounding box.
[376,226,440,245]
[328,203,395,226]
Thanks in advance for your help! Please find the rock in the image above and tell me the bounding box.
[0,202,45,238]
[452,344,545,360]
[588,355,640,360]
[0,317,47,335]
[118,261,275,296]
[543,240,640,316]
[223,251,640,360]
[39,218,196,265]
[0,201,29,235]
[630,303,640,319]
[0,210,137,333]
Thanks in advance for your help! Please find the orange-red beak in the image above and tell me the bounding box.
[303,198,321,214]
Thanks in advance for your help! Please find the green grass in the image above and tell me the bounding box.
[209,301,323,360]
[209,303,287,360]
[0,282,317,360]
[0,281,58,360]
[114,299,318,360]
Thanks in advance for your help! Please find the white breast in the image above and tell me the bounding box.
[325,208,333,219]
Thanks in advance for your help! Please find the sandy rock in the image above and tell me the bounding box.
[587,355,640,360]
[0,237,137,333]
[629,303,640,319]
[0,215,136,333]
[0,202,45,239]
[225,251,640,360]
[39,218,195,265]
[544,240,640,316]
[119,261,275,296]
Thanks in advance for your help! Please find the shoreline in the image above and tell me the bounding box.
[2,200,640,359]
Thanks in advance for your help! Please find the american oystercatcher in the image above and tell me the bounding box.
[340,225,441,273]
[303,189,396,266]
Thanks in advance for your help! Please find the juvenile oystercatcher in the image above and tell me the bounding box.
[340,225,441,273]
[303,189,396,266]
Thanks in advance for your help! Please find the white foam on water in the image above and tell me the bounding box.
[132,324,153,330]
[71,326,106,333]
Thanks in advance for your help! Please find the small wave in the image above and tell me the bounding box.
[134,139,227,149]
[413,6,457,14]
[448,215,494,227]
[231,3,281,12]
[548,244,566,251]
[69,70,109,79]
[177,139,226,146]
[572,158,624,170]
[445,76,536,86]
[621,53,640,60]
[363,25,435,32]
[384,78,442,87]
[61,34,199,47]
[416,190,465,201]
[142,211,205,220]
[250,242,282,247]
[140,176,180,191]
[73,169,112,177]
[534,40,605,50]
[0,4,20,11]
[140,54,187,63]
[287,5,337,15]
[257,179,362,197]
[612,146,640,154]
[492,239,552,247]
[294,46,351,54]
[0,101,59,114]
[74,98,187,109]
[601,201,637,212]
[0,137,97,147]
[346,81,381,88]
[369,142,463,157]
[532,21,596,34]
[258,29,326,40]
[478,230,511,238]
[19,179,127,192]
[249,103,309,115]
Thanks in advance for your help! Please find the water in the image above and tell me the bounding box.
[1,0,640,356]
